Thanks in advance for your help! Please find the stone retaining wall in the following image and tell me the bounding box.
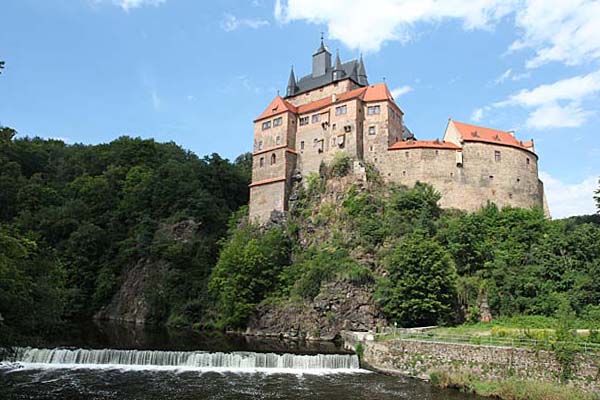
[343,335,599,393]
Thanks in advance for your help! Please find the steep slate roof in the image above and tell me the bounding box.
[388,139,460,151]
[290,60,363,97]
[451,120,535,153]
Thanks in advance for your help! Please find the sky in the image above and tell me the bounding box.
[1,0,599,218]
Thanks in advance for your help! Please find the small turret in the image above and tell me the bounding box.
[286,66,298,97]
[332,49,346,81]
[357,54,368,86]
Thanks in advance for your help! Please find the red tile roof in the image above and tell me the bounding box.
[254,96,297,122]
[388,139,461,151]
[255,83,402,121]
[451,120,535,153]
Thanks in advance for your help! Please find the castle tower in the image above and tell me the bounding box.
[312,34,331,78]
[286,66,298,97]
[332,50,346,81]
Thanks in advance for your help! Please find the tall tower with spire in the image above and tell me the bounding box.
[312,33,331,77]
[332,49,346,81]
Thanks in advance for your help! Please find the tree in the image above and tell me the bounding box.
[0,60,4,74]
[375,232,458,327]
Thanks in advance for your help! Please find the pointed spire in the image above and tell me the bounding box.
[357,53,368,86]
[349,60,359,82]
[332,49,345,81]
[286,65,298,97]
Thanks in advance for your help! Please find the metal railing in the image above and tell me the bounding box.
[374,328,600,353]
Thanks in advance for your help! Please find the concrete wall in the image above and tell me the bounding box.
[359,339,599,393]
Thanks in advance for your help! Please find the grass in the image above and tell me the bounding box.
[429,371,599,400]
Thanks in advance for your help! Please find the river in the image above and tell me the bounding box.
[0,321,483,399]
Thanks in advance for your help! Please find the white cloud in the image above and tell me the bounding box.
[525,102,593,129]
[111,0,165,11]
[274,0,516,52]
[273,0,600,68]
[492,70,600,129]
[391,85,413,98]
[494,68,530,84]
[471,107,484,122]
[540,172,598,218]
[511,0,600,68]
[221,13,269,32]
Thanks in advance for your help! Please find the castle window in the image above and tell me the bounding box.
[495,150,501,162]
[317,140,324,153]
[259,157,265,167]
[300,141,305,151]
[299,116,309,126]
[489,175,494,180]
[338,135,345,148]
[344,125,352,133]
[435,150,439,156]
[276,136,281,145]
[258,140,263,150]
[509,193,513,199]
[332,137,337,145]
[369,145,374,152]
[526,157,530,165]
[332,123,337,130]
[367,105,381,115]
[405,151,409,158]
[335,105,347,115]
[312,114,321,123]
[273,117,283,127]
[368,126,376,135]
[517,178,521,183]
[262,121,271,130]
[271,154,276,165]
[402,170,406,177]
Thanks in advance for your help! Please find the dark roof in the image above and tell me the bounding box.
[286,59,364,98]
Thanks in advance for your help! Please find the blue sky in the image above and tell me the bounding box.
[1,0,599,217]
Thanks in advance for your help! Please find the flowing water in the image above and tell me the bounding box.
[0,322,483,399]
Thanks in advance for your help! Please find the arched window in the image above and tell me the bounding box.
[271,153,276,165]
[259,157,265,167]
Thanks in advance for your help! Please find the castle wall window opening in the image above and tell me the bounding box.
[271,154,276,165]
[262,121,271,130]
[300,116,309,126]
[259,157,265,167]
[276,136,281,145]
[368,126,376,135]
[258,140,263,150]
[312,114,321,123]
[335,105,347,115]
[273,117,282,127]
[300,141,305,151]
[495,150,501,162]
[367,105,381,115]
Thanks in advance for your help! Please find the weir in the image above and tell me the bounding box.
[8,347,360,371]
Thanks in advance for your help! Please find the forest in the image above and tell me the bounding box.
[1,130,600,346]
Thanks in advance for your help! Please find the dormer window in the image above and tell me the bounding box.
[367,105,380,115]
[273,117,283,127]
[262,121,271,130]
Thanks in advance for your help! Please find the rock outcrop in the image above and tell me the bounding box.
[246,280,385,340]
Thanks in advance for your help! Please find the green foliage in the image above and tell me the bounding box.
[329,152,352,177]
[0,131,250,335]
[375,231,458,327]
[354,342,364,362]
[208,221,291,328]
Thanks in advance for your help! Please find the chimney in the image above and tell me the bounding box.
[332,94,337,103]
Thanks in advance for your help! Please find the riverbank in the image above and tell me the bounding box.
[343,332,600,400]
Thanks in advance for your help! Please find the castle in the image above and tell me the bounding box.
[249,38,549,223]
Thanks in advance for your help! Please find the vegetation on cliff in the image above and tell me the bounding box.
[0,129,250,342]
[209,158,600,332]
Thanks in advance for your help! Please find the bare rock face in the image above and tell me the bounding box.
[94,259,167,324]
[246,280,386,340]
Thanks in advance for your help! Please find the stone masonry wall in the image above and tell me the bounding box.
[286,78,360,107]
[358,339,600,393]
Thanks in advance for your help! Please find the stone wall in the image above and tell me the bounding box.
[286,78,360,107]
[354,338,599,392]
[249,180,286,223]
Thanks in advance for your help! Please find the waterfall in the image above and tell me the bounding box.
[7,348,360,372]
